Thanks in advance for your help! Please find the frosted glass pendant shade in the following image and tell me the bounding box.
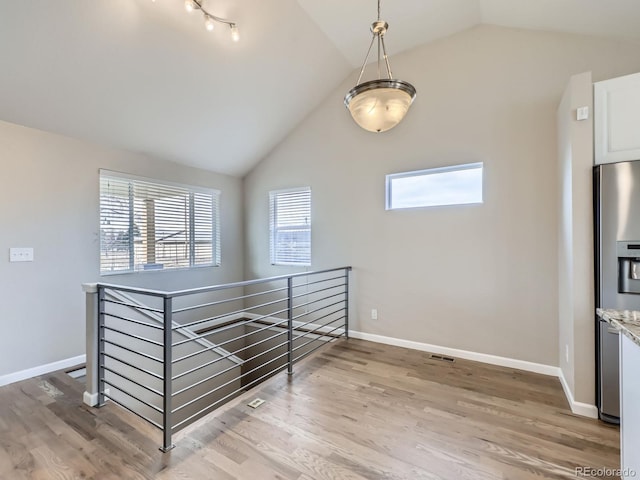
[344,79,416,133]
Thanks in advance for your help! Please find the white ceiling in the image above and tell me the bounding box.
[298,0,640,67]
[0,0,351,177]
[1,1,640,177]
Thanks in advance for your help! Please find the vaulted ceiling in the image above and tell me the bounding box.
[299,0,640,67]
[1,0,639,177]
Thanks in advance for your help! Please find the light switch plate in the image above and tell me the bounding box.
[10,247,34,262]
[576,106,589,121]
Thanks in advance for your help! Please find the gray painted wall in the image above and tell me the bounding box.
[244,25,640,369]
[557,72,596,405]
[0,120,244,377]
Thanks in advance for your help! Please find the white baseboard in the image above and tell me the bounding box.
[0,354,86,387]
[558,368,599,418]
[350,330,558,376]
[350,330,599,418]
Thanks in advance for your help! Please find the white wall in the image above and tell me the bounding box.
[0,120,244,378]
[557,72,596,410]
[244,25,640,367]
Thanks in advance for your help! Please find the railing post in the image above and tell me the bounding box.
[161,296,175,452]
[344,268,350,339]
[82,283,101,407]
[287,277,294,376]
[97,286,106,406]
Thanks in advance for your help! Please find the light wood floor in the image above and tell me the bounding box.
[0,339,621,479]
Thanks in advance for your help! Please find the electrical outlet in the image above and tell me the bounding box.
[565,345,569,363]
[371,308,378,320]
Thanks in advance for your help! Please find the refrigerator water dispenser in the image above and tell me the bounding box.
[617,241,640,294]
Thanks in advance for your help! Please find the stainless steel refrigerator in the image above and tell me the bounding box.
[595,160,640,423]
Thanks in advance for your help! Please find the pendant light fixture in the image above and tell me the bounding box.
[344,0,416,133]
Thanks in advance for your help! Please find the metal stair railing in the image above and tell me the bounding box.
[82,266,352,451]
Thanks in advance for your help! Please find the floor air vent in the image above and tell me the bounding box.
[429,354,455,363]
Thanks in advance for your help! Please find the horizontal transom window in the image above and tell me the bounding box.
[386,162,483,210]
[99,170,220,274]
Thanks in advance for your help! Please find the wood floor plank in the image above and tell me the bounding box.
[0,338,622,479]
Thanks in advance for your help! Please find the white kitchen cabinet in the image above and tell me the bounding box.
[594,72,640,165]
[620,333,640,478]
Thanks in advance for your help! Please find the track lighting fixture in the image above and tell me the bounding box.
[155,0,239,42]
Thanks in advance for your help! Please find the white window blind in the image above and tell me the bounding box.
[100,170,220,274]
[269,188,311,266]
[386,162,483,210]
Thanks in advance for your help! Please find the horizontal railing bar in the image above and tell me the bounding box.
[174,306,345,366]
[166,267,352,298]
[102,298,164,314]
[292,298,346,321]
[172,316,290,364]
[290,274,347,290]
[171,362,291,431]
[291,283,346,302]
[172,327,289,380]
[172,286,289,314]
[99,267,351,300]
[199,321,288,356]
[102,352,164,381]
[172,350,290,413]
[172,338,290,396]
[175,299,288,331]
[99,284,167,298]
[101,379,164,413]
[292,332,345,363]
[102,339,163,363]
[293,292,347,319]
[291,283,346,300]
[198,317,289,349]
[102,365,163,396]
[293,290,347,308]
[291,307,345,332]
[101,392,163,430]
[293,317,346,344]
[101,311,164,330]
[101,325,164,347]
[172,298,287,347]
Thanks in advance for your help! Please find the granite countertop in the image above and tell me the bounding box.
[597,308,640,347]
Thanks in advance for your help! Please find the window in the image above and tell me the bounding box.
[99,170,220,274]
[386,162,483,210]
[269,188,311,266]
